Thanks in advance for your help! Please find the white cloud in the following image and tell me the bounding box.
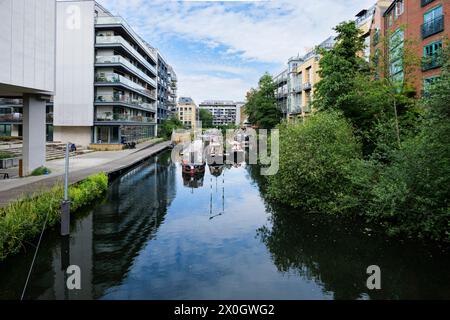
[177,74,248,104]
[97,0,377,101]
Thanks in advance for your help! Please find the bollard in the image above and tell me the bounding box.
[61,143,70,236]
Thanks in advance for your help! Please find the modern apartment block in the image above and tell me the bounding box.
[53,1,176,147]
[0,0,56,175]
[373,0,449,94]
[274,69,288,117]
[156,52,175,123]
[275,36,335,121]
[177,97,198,129]
[167,66,178,115]
[198,101,241,126]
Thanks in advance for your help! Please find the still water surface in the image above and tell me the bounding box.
[0,151,449,299]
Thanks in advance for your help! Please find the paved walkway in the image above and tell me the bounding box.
[0,139,171,207]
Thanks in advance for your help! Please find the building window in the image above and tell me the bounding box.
[423,76,440,95]
[395,0,404,19]
[388,13,393,26]
[423,40,443,70]
[424,5,443,23]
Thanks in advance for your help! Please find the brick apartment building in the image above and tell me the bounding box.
[372,0,449,95]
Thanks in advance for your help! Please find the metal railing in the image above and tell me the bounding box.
[421,15,444,39]
[95,16,157,62]
[303,82,312,91]
[96,36,156,74]
[96,113,155,123]
[95,73,155,99]
[422,53,443,71]
[95,94,156,111]
[96,55,156,83]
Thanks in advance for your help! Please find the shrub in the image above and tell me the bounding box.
[0,151,14,160]
[31,166,51,176]
[0,172,108,261]
[267,111,362,214]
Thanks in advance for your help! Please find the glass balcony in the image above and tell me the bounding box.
[0,113,54,123]
[96,113,155,124]
[303,82,312,91]
[96,56,156,87]
[96,36,156,75]
[95,94,156,112]
[422,53,443,71]
[95,16,157,63]
[0,113,22,122]
[421,15,444,39]
[95,72,156,99]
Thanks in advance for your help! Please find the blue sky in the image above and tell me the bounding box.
[97,0,375,104]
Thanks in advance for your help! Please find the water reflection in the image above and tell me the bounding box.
[0,151,449,300]
[250,167,450,300]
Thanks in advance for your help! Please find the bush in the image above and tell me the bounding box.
[0,151,14,160]
[267,111,362,214]
[0,172,108,261]
[31,166,51,176]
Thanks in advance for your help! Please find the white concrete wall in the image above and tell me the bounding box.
[54,126,92,147]
[54,0,95,127]
[0,0,56,94]
[22,94,46,175]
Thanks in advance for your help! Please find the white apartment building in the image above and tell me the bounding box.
[0,0,56,175]
[198,101,241,126]
[54,0,176,147]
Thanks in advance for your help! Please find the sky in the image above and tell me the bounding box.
[97,0,376,104]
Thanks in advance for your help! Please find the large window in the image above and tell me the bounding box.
[424,40,442,57]
[424,5,443,23]
[389,29,404,83]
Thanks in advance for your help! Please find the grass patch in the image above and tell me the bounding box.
[0,172,108,261]
[31,166,51,176]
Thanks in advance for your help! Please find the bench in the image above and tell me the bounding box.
[0,172,9,179]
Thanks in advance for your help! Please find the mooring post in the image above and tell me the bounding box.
[61,142,71,236]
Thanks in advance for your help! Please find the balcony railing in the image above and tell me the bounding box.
[0,99,22,106]
[422,53,443,71]
[95,73,155,99]
[0,113,54,123]
[421,15,444,39]
[96,113,155,124]
[96,36,156,74]
[96,56,156,86]
[95,94,156,112]
[421,0,435,7]
[95,16,157,63]
[0,114,22,122]
[303,82,312,91]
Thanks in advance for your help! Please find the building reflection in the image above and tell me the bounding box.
[2,151,178,300]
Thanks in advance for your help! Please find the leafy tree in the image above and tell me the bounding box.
[267,111,361,214]
[158,116,183,140]
[199,108,213,128]
[314,21,367,113]
[365,50,450,241]
[245,73,282,128]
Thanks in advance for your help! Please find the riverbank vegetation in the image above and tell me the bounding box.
[250,21,449,242]
[0,173,109,261]
[158,116,184,140]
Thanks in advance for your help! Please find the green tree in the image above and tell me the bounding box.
[245,73,282,128]
[158,116,183,140]
[267,111,361,214]
[199,109,213,128]
[314,21,367,113]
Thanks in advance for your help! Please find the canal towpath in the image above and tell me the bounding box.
[0,139,171,207]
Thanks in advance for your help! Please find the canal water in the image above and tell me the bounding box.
[0,150,449,299]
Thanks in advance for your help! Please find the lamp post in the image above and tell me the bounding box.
[61,142,71,236]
